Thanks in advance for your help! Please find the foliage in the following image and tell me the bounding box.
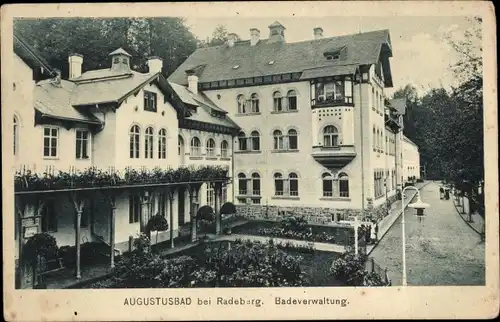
[220,202,236,215]
[23,233,58,266]
[197,205,215,222]
[14,17,198,77]
[14,165,229,192]
[329,251,368,286]
[280,216,308,232]
[197,24,241,48]
[364,271,390,286]
[145,214,169,236]
[58,242,112,268]
[133,233,151,253]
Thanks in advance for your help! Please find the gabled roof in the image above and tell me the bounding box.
[109,48,132,57]
[13,33,57,80]
[168,29,392,87]
[168,82,239,130]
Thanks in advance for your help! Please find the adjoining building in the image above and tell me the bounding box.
[169,22,421,225]
[12,34,238,287]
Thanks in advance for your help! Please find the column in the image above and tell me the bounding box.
[214,183,222,235]
[189,186,200,243]
[70,193,85,279]
[105,194,117,269]
[168,189,175,248]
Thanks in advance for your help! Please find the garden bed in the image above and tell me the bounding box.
[231,220,356,245]
[79,239,344,288]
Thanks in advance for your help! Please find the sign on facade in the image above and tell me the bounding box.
[24,225,38,239]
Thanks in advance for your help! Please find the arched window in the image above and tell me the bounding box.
[238,173,247,195]
[191,137,201,156]
[221,140,229,158]
[273,91,283,112]
[251,173,260,195]
[237,94,246,114]
[322,173,334,197]
[287,90,297,111]
[238,131,247,151]
[158,128,167,159]
[206,138,216,157]
[13,115,19,155]
[250,93,259,113]
[273,130,284,150]
[250,131,260,151]
[288,129,298,150]
[289,173,299,196]
[339,173,349,197]
[129,125,140,158]
[145,127,154,158]
[323,125,338,147]
[274,173,284,196]
[178,135,184,156]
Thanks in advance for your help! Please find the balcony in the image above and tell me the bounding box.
[311,145,356,169]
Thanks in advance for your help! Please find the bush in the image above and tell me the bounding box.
[280,216,308,232]
[23,233,58,266]
[197,205,215,222]
[220,202,236,215]
[329,251,367,286]
[146,214,169,247]
[133,233,151,253]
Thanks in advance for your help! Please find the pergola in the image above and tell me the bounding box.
[14,166,230,288]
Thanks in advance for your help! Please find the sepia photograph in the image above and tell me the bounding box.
[1,1,498,321]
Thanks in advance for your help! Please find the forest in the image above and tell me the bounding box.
[14,17,484,213]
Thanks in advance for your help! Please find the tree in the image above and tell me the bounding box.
[198,24,240,48]
[145,215,169,249]
[197,205,215,238]
[13,17,198,78]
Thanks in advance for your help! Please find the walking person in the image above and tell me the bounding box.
[374,222,379,241]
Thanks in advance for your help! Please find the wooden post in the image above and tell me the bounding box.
[69,192,85,279]
[108,195,117,268]
[189,188,197,243]
[214,183,222,235]
[168,189,175,248]
[139,191,152,233]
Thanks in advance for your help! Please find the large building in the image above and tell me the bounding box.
[169,22,421,225]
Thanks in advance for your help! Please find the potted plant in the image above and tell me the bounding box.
[23,233,58,288]
[197,205,215,239]
[145,214,169,250]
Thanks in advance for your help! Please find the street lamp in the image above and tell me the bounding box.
[401,186,430,286]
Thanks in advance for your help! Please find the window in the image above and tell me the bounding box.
[158,129,167,159]
[206,185,215,208]
[220,140,229,157]
[315,81,344,104]
[251,173,260,195]
[13,116,19,155]
[376,129,380,150]
[144,91,157,112]
[206,138,216,157]
[339,173,349,197]
[289,173,299,196]
[41,200,57,232]
[273,91,283,112]
[122,57,128,64]
[372,127,376,150]
[287,90,297,111]
[191,137,201,156]
[158,193,167,217]
[145,127,154,158]
[372,87,375,110]
[129,195,141,223]
[274,173,284,196]
[250,93,260,113]
[250,131,260,151]
[75,129,90,159]
[322,173,334,197]
[374,170,384,198]
[273,130,284,150]
[129,125,140,158]
[113,57,120,64]
[288,129,298,150]
[323,125,339,147]
[322,172,349,198]
[238,131,247,151]
[43,127,59,158]
[238,173,247,195]
[237,94,246,114]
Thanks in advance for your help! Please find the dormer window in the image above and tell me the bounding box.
[323,46,345,61]
[268,61,275,65]
[326,54,340,60]
[232,65,240,69]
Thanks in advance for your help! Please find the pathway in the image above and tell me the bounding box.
[369,181,485,286]
[453,197,485,237]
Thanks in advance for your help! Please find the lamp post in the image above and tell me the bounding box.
[401,186,430,286]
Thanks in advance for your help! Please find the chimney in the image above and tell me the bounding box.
[186,70,198,95]
[68,53,83,79]
[147,56,163,74]
[250,28,260,46]
[313,27,324,40]
[227,33,238,48]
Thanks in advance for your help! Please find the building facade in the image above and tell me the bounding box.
[12,35,238,285]
[169,22,421,225]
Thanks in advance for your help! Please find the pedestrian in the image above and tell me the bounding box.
[374,223,379,241]
[366,225,372,244]
[439,187,444,199]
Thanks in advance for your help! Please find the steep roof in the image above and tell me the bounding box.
[168,82,239,129]
[168,29,392,86]
[109,48,132,57]
[13,33,57,80]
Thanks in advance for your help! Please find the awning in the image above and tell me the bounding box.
[300,65,358,80]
